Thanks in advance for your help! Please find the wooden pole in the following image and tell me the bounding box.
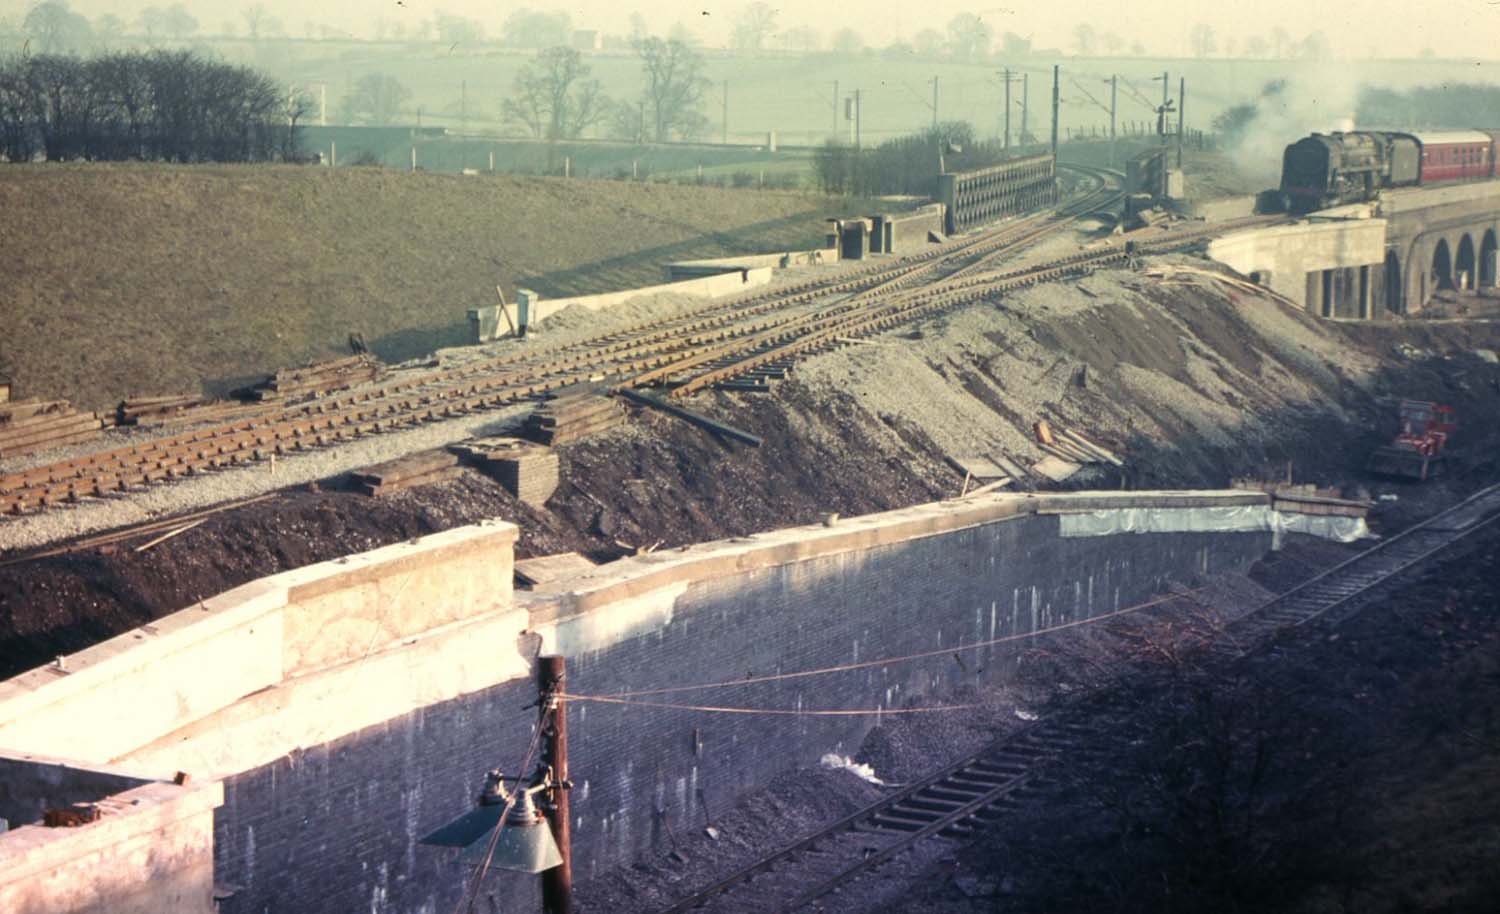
[539,656,571,914]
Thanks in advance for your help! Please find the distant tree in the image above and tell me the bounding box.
[1296,30,1331,60]
[1244,35,1269,58]
[634,36,708,142]
[628,13,647,42]
[667,21,696,46]
[1103,32,1123,56]
[999,31,1031,56]
[502,8,570,48]
[1190,23,1216,57]
[340,72,410,125]
[913,29,943,57]
[831,28,863,55]
[1270,26,1290,58]
[24,1,92,54]
[94,12,126,44]
[502,46,605,144]
[1072,23,1095,55]
[241,3,280,41]
[434,11,483,45]
[782,26,819,52]
[1129,40,1145,56]
[946,13,991,60]
[141,4,197,42]
[731,2,776,52]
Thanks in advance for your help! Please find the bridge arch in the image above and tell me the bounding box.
[1431,238,1454,296]
[1482,228,1498,288]
[1456,234,1477,290]
[1384,251,1404,314]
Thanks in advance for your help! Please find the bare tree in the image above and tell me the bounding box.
[340,72,410,125]
[730,2,776,52]
[501,8,570,49]
[634,36,708,143]
[1244,35,1269,58]
[24,1,92,54]
[241,3,280,41]
[502,46,605,144]
[946,13,991,60]
[1190,23,1217,58]
[781,26,819,52]
[830,28,863,55]
[1071,23,1096,55]
[913,29,944,57]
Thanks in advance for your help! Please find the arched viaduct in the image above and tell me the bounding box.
[1210,180,1500,319]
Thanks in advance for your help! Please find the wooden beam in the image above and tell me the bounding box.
[618,389,762,447]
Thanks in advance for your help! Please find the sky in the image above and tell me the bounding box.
[7,0,1500,60]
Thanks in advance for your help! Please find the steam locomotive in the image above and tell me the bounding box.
[1278,129,1500,213]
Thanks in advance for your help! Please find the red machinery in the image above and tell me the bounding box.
[1366,399,1457,480]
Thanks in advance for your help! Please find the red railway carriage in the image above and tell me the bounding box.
[1413,130,1498,183]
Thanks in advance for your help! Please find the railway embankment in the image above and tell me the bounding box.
[0,164,885,411]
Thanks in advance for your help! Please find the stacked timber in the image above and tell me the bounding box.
[117,394,276,428]
[1033,421,1123,467]
[450,437,559,507]
[520,392,623,446]
[246,355,385,402]
[0,399,104,458]
[348,449,462,496]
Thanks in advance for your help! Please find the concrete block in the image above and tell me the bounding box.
[467,305,501,343]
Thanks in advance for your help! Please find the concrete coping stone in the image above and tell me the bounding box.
[0,520,518,720]
[0,779,223,886]
[527,489,1270,623]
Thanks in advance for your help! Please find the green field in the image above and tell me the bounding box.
[221,41,1500,160]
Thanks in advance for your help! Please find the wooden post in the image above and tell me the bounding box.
[538,656,571,914]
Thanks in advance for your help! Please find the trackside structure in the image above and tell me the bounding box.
[0,490,1359,913]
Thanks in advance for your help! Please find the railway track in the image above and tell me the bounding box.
[645,483,1500,914]
[0,173,1271,519]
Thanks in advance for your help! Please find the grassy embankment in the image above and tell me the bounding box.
[0,163,880,409]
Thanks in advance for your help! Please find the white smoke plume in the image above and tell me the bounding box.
[1225,63,1362,185]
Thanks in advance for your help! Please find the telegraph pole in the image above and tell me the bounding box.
[1160,70,1169,143]
[1003,67,1012,150]
[1177,76,1186,168]
[1021,73,1029,145]
[1050,64,1060,160]
[538,656,572,914]
[1109,75,1118,166]
[932,76,939,129]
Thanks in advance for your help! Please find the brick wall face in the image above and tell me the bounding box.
[215,515,1268,913]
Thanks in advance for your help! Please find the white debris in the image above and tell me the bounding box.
[1014,708,1039,721]
[820,754,884,786]
[1378,494,1400,503]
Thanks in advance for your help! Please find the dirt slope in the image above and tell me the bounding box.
[0,164,865,409]
[4,261,1500,680]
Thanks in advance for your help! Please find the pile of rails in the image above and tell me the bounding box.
[116,394,274,429]
[520,390,624,446]
[244,355,385,402]
[0,399,105,458]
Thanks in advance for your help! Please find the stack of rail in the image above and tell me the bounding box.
[245,355,385,402]
[520,392,624,446]
[0,400,105,458]
[117,395,274,429]
[348,449,462,497]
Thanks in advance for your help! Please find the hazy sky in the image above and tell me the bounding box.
[10,0,1500,60]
